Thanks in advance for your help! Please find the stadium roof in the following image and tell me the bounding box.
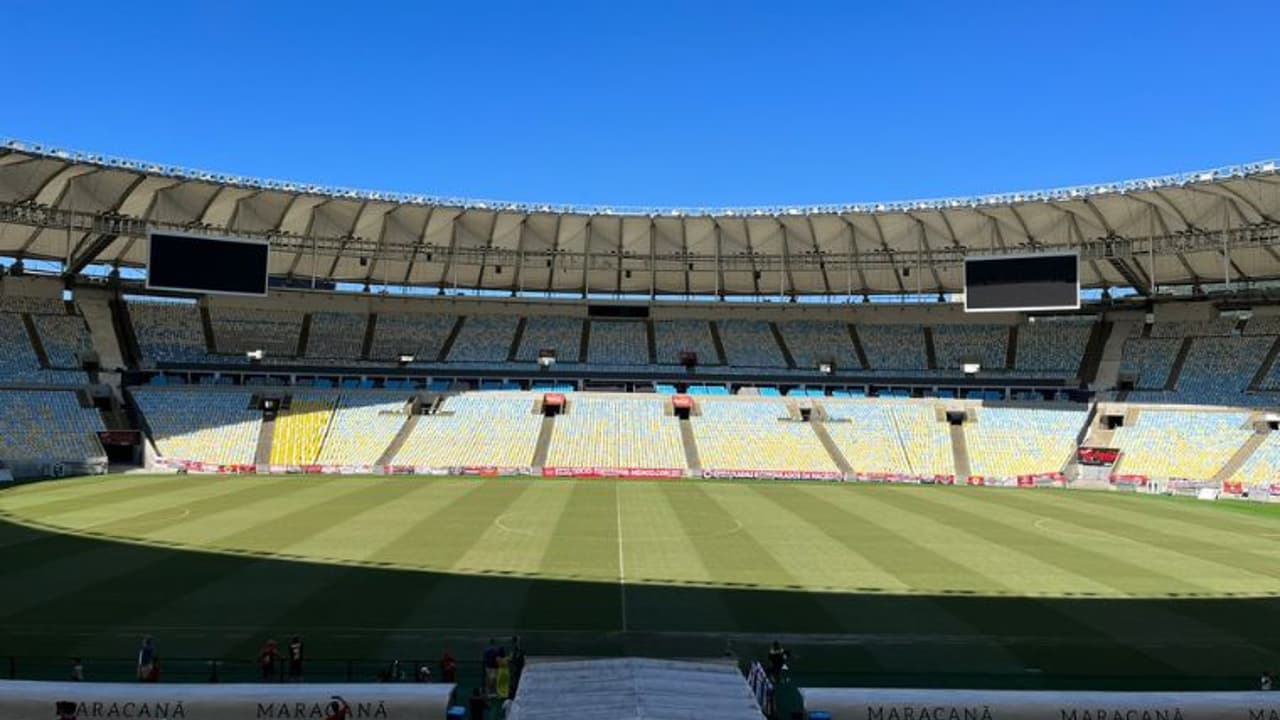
[1,138,1279,297]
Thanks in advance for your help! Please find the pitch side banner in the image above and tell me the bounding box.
[0,680,454,720]
[800,687,1280,720]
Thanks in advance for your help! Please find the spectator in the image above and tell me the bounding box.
[1263,671,1273,691]
[496,648,511,699]
[325,695,352,720]
[259,640,280,681]
[416,664,432,683]
[482,639,498,694]
[440,650,457,683]
[767,641,788,680]
[136,636,156,682]
[510,636,526,694]
[468,687,488,720]
[147,655,162,683]
[288,636,305,682]
[70,658,84,682]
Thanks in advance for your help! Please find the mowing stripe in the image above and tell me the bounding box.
[709,483,911,592]
[660,483,848,636]
[971,489,1280,590]
[615,481,628,632]
[0,476,211,519]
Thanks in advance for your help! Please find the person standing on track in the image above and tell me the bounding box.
[259,639,280,681]
[482,638,498,694]
[136,636,156,682]
[288,636,304,682]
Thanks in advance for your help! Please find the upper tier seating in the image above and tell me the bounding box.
[0,390,105,463]
[211,307,304,356]
[858,325,928,370]
[1112,409,1252,479]
[315,394,410,466]
[304,312,367,359]
[821,401,911,474]
[966,406,1087,477]
[392,394,541,468]
[1244,316,1280,336]
[691,400,837,473]
[369,314,458,361]
[33,314,92,368]
[128,300,208,363]
[717,320,786,367]
[516,316,584,362]
[777,320,859,370]
[587,321,649,365]
[0,313,86,384]
[546,396,685,469]
[134,389,261,466]
[1015,318,1093,374]
[933,325,1007,371]
[654,320,720,365]
[1149,319,1237,338]
[0,296,66,314]
[447,315,521,362]
[269,394,337,465]
[1171,336,1273,400]
[1119,338,1183,388]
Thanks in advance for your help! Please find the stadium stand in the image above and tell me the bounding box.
[691,400,838,473]
[32,314,92,368]
[210,306,304,357]
[134,389,262,466]
[1015,317,1093,375]
[932,324,1008,371]
[653,319,720,365]
[1119,337,1183,388]
[1228,430,1280,488]
[0,312,86,384]
[0,390,105,464]
[0,296,66,314]
[1149,319,1237,338]
[315,394,411,466]
[447,315,521,362]
[1243,316,1280,335]
[269,394,338,465]
[587,320,649,365]
[1112,409,1253,479]
[1171,336,1272,399]
[717,320,787,367]
[516,316,584,362]
[369,313,457,362]
[391,393,541,468]
[304,312,367,359]
[858,325,928,370]
[820,401,912,474]
[546,396,685,469]
[777,320,859,370]
[127,299,209,363]
[886,404,955,475]
[966,406,1087,477]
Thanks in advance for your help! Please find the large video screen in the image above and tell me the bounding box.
[964,252,1079,312]
[146,232,270,297]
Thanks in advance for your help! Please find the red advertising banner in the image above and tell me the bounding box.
[543,393,565,407]
[1270,483,1280,496]
[671,394,694,410]
[701,469,842,481]
[967,475,986,486]
[542,467,684,479]
[1077,447,1121,466]
[1109,473,1149,486]
[1221,480,1244,495]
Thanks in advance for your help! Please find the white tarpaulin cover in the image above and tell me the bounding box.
[0,679,455,720]
[506,657,764,720]
[801,687,1280,720]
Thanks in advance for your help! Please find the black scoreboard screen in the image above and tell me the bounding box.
[964,252,1079,312]
[146,232,269,297]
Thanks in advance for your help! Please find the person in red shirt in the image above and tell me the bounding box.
[440,650,457,683]
[259,640,279,681]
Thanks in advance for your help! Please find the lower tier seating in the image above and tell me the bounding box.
[134,389,261,466]
[392,394,542,468]
[546,396,685,469]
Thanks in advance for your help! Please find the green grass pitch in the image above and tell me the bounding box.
[1,475,1278,689]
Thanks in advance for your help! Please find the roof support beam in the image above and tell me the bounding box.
[836,216,869,296]
[438,210,467,293]
[402,206,437,287]
[325,200,371,279]
[742,220,762,297]
[473,211,501,290]
[580,217,593,299]
[544,213,563,293]
[778,221,797,300]
[869,214,906,294]
[509,216,528,296]
[648,219,657,300]
[803,216,833,295]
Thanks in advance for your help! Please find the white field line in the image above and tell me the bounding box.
[615,482,628,633]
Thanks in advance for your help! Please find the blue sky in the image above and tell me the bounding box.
[6,1,1278,209]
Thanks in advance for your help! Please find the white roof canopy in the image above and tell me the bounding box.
[2,139,1278,296]
[506,658,764,720]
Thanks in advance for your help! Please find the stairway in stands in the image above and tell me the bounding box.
[254,415,275,466]
[678,418,701,471]
[532,414,557,467]
[1162,337,1195,390]
[377,403,420,465]
[949,424,972,478]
